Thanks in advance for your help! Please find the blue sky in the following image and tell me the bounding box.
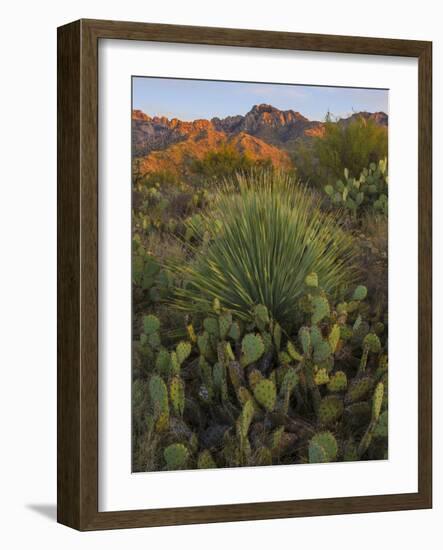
[132,77,388,122]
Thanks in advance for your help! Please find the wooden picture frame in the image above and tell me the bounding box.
[57,19,432,530]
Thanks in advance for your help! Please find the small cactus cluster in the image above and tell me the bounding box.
[324,159,388,218]
[133,273,388,471]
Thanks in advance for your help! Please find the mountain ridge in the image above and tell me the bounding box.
[132,104,388,176]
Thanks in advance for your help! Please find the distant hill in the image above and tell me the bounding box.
[132,104,388,176]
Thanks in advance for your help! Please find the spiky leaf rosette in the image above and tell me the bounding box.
[170,171,355,326]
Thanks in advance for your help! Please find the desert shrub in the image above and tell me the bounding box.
[294,115,388,187]
[132,276,388,471]
[190,144,272,181]
[169,171,356,327]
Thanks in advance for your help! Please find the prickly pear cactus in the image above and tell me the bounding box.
[287,341,303,362]
[253,379,277,412]
[352,285,368,301]
[134,273,388,471]
[176,341,192,365]
[328,324,341,353]
[372,382,384,422]
[197,450,217,469]
[309,432,338,463]
[314,368,329,386]
[238,400,255,439]
[363,333,382,353]
[313,339,331,363]
[169,376,185,417]
[143,314,160,335]
[328,371,347,392]
[318,396,344,425]
[299,326,311,356]
[219,311,233,340]
[240,333,265,367]
[164,443,189,470]
[305,272,318,288]
[345,376,373,404]
[311,295,330,324]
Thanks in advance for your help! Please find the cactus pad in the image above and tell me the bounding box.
[238,400,255,438]
[228,321,241,341]
[318,396,344,425]
[372,382,384,421]
[311,295,330,324]
[305,272,318,288]
[328,324,341,353]
[299,326,311,355]
[374,410,388,438]
[225,361,240,391]
[176,341,192,365]
[280,368,299,395]
[197,331,211,358]
[254,304,270,326]
[170,376,185,417]
[143,314,160,335]
[164,443,189,470]
[155,349,171,376]
[313,339,331,363]
[345,376,373,404]
[253,379,277,412]
[363,333,382,353]
[328,371,347,392]
[287,341,303,362]
[248,369,263,389]
[314,368,329,385]
[237,386,253,406]
[219,311,233,340]
[197,450,217,469]
[240,333,265,367]
[352,285,368,301]
[149,374,168,416]
[203,316,219,337]
[309,432,338,463]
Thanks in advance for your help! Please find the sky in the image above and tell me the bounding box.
[132,76,388,122]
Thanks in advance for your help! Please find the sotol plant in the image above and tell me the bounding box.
[170,171,356,327]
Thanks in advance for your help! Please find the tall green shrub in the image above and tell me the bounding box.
[294,115,388,187]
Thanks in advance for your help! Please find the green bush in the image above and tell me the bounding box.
[190,145,272,181]
[170,170,356,327]
[294,115,388,187]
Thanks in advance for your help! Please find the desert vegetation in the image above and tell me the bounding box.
[132,103,388,472]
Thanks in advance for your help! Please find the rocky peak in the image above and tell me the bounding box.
[132,109,151,122]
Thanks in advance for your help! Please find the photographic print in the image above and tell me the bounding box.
[131,77,389,473]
